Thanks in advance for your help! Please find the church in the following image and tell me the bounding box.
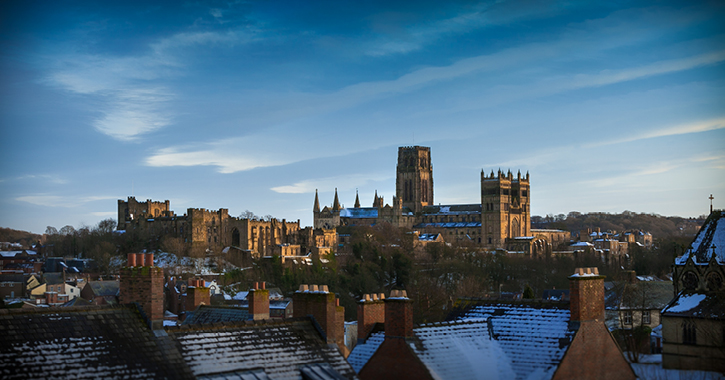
[313,146,570,255]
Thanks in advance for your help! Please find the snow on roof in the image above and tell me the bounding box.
[452,303,574,380]
[571,242,594,247]
[413,222,482,229]
[675,211,725,265]
[169,319,356,379]
[663,293,707,313]
[661,292,725,319]
[340,208,378,218]
[631,362,724,380]
[348,331,385,373]
[412,322,518,380]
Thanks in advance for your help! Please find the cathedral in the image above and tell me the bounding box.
[314,146,570,254]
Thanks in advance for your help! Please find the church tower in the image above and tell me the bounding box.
[396,146,433,213]
[481,169,530,249]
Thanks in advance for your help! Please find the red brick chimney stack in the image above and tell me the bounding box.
[185,277,210,314]
[385,290,413,339]
[358,292,386,341]
[120,253,164,328]
[249,281,270,320]
[293,284,345,350]
[569,267,605,322]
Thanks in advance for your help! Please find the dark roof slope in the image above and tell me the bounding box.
[675,210,725,265]
[0,305,194,379]
[183,305,250,325]
[167,317,357,380]
[87,280,120,297]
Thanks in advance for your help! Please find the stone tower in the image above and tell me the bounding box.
[481,169,531,249]
[396,146,433,213]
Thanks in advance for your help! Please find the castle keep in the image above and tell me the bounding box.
[314,146,569,253]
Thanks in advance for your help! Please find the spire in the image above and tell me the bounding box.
[332,188,341,211]
[313,189,320,213]
[373,190,379,207]
[354,189,360,208]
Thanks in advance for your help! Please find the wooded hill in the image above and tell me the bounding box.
[531,211,705,239]
[0,227,42,249]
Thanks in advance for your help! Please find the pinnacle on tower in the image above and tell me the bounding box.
[313,189,320,213]
[354,189,361,208]
[332,188,341,211]
[373,190,379,207]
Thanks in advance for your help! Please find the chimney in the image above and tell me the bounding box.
[293,284,344,348]
[185,277,210,314]
[249,281,270,320]
[120,253,164,329]
[358,293,385,342]
[384,290,413,338]
[569,267,605,322]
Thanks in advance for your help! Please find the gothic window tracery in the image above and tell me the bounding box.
[682,272,699,291]
[707,272,723,291]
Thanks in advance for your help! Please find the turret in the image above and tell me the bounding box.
[313,189,320,213]
[332,188,341,211]
[354,190,361,208]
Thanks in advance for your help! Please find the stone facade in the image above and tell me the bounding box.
[315,146,569,252]
[117,197,302,258]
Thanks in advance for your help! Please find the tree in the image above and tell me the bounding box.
[523,284,535,299]
[59,225,75,235]
[96,219,116,234]
[45,226,58,235]
[240,210,257,220]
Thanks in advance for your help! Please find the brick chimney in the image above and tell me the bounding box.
[384,290,413,338]
[185,278,210,314]
[120,253,164,329]
[358,293,386,342]
[569,267,605,322]
[293,284,344,348]
[249,281,270,320]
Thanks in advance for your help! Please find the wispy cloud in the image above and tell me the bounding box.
[271,173,390,194]
[591,117,725,147]
[45,27,258,141]
[0,174,68,185]
[15,195,118,207]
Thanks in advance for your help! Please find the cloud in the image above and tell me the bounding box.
[15,195,118,207]
[45,27,258,141]
[145,146,285,173]
[271,173,390,194]
[91,211,117,217]
[592,118,725,147]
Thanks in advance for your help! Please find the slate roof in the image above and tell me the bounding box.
[87,280,120,297]
[183,305,250,325]
[661,292,725,319]
[43,272,64,285]
[349,301,574,380]
[167,317,357,379]
[605,281,674,311]
[0,305,193,379]
[413,222,482,228]
[60,297,93,307]
[675,210,725,265]
[339,208,378,219]
[421,204,482,215]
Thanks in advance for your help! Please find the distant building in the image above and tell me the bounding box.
[315,146,571,253]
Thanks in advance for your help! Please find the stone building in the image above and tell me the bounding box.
[117,197,302,258]
[314,145,570,253]
[662,209,725,372]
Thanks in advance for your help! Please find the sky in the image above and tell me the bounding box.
[1,0,724,234]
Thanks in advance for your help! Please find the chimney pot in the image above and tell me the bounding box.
[127,253,137,267]
[261,281,266,290]
[254,282,259,290]
[299,284,309,292]
[311,284,319,292]
[336,298,340,306]
[364,294,371,302]
[321,285,329,293]
[401,290,407,298]
[146,253,154,267]
[379,293,385,300]
[372,294,378,301]
[593,268,599,275]
[586,268,592,275]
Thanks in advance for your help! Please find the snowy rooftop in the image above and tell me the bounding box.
[675,211,725,265]
[349,301,574,380]
[661,292,725,319]
[169,318,356,379]
[421,204,482,215]
[413,222,482,229]
[0,305,191,379]
[418,233,442,241]
[340,207,378,218]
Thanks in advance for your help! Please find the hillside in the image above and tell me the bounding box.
[0,227,43,249]
[532,211,705,239]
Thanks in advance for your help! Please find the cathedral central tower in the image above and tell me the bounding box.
[396,146,433,213]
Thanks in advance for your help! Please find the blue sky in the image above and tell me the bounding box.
[1,0,724,234]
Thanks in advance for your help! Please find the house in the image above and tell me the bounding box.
[0,273,25,300]
[662,209,725,372]
[0,252,357,379]
[605,277,674,332]
[349,267,636,380]
[80,280,120,305]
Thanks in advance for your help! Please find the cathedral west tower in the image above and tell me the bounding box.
[396,146,433,213]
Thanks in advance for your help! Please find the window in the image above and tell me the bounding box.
[642,311,651,325]
[623,311,633,325]
[683,322,697,345]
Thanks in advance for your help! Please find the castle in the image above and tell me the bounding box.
[314,146,570,254]
[117,197,303,258]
